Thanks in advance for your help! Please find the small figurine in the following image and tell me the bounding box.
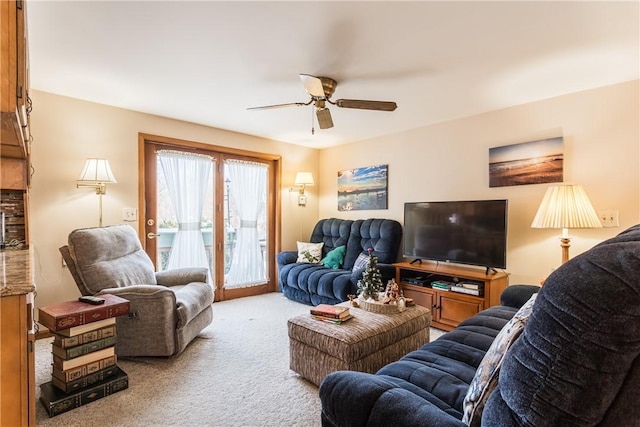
[382,279,400,304]
[348,294,359,307]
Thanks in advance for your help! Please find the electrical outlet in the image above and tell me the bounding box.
[599,210,619,228]
[122,208,138,222]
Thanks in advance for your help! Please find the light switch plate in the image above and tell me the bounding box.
[122,208,138,222]
[599,210,619,228]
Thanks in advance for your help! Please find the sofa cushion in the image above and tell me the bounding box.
[309,218,354,257]
[296,241,324,263]
[462,293,537,426]
[483,225,640,426]
[322,245,346,269]
[343,218,403,270]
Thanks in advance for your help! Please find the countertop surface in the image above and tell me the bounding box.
[0,248,35,297]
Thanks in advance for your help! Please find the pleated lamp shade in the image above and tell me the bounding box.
[531,184,602,264]
[531,185,601,230]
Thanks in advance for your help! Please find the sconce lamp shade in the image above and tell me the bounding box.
[531,184,601,264]
[78,158,117,184]
[294,172,314,187]
[531,184,602,230]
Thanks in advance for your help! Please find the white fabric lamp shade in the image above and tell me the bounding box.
[531,184,602,264]
[294,172,314,186]
[78,158,117,183]
[531,184,602,230]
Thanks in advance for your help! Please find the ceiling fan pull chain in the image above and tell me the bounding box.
[311,106,315,135]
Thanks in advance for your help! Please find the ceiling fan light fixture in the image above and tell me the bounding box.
[316,108,334,129]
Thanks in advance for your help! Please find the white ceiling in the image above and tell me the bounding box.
[27,1,639,149]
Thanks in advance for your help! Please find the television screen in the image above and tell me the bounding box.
[403,200,508,270]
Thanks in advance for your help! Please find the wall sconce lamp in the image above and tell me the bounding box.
[290,172,314,206]
[531,184,602,265]
[77,158,117,227]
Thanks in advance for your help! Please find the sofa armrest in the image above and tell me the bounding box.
[98,286,178,356]
[500,284,541,308]
[320,371,466,427]
[98,285,176,318]
[276,251,298,268]
[155,268,208,286]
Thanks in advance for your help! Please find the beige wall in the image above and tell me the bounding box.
[29,90,319,309]
[319,80,640,285]
[30,80,639,309]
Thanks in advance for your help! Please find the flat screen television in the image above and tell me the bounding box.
[403,199,508,272]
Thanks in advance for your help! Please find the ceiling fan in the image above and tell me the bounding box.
[248,74,397,132]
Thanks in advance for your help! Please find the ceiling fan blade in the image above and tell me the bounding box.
[334,99,397,112]
[247,101,310,111]
[316,108,334,129]
[299,74,326,98]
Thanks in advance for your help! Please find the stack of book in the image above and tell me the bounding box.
[310,304,352,324]
[37,294,131,417]
[450,282,484,296]
[431,280,454,291]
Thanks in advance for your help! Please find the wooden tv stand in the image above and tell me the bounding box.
[394,261,509,331]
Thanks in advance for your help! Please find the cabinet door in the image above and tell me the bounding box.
[437,293,484,329]
[403,287,435,317]
[0,294,30,426]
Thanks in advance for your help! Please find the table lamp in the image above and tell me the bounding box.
[531,184,602,264]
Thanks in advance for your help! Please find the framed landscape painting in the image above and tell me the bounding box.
[489,137,563,187]
[337,164,388,211]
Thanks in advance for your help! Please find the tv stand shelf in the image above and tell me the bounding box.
[394,262,509,331]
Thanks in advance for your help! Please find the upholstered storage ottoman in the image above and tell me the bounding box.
[287,303,431,386]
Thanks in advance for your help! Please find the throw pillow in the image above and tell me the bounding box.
[352,251,370,271]
[296,241,324,264]
[462,293,538,426]
[321,245,346,269]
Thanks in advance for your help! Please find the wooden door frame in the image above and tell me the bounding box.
[138,133,282,300]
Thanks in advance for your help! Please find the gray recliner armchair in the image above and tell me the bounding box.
[59,224,214,357]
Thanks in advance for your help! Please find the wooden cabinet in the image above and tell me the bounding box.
[1,0,31,160]
[1,0,31,248]
[0,292,35,427]
[395,262,509,331]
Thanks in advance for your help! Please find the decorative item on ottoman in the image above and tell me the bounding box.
[288,302,431,386]
[357,248,384,300]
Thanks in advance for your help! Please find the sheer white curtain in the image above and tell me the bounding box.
[158,150,213,283]
[226,160,268,287]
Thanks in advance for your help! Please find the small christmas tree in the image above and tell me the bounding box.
[357,249,384,300]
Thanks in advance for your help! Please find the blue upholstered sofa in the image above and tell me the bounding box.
[320,225,640,426]
[277,218,402,306]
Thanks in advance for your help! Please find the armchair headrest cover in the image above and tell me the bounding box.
[67,224,157,294]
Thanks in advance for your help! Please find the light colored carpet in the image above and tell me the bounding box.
[35,293,445,426]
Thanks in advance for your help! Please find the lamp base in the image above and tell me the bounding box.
[560,237,571,264]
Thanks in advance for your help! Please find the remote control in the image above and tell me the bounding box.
[78,296,106,305]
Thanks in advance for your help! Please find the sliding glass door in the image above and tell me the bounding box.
[141,135,278,301]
